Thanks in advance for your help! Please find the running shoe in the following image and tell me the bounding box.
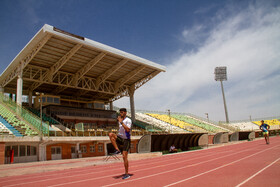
[112,150,121,155]
[122,174,130,180]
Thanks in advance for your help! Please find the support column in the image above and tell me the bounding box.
[38,144,46,161]
[28,91,33,107]
[109,101,113,110]
[16,72,23,106]
[76,143,81,158]
[129,86,136,123]
[104,142,108,156]
[0,87,3,102]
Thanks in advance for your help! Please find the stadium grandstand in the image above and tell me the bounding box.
[0,24,279,164]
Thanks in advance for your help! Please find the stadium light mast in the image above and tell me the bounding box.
[215,67,229,123]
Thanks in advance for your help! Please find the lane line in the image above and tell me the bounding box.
[46,145,259,187]
[3,138,279,187]
[235,157,280,187]
[163,145,280,187]
[2,148,229,187]
[102,145,279,187]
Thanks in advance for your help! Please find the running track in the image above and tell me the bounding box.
[1,137,279,187]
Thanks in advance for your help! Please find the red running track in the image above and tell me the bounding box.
[0,137,279,187]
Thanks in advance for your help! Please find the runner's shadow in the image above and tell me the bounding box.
[113,173,134,179]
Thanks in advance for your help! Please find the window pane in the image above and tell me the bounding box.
[56,147,61,154]
[31,146,36,156]
[12,145,18,157]
[81,146,87,153]
[54,98,59,104]
[71,147,76,153]
[51,147,56,154]
[98,145,103,152]
[90,145,95,153]
[27,146,31,156]
[5,146,11,157]
[47,97,53,103]
[20,145,26,156]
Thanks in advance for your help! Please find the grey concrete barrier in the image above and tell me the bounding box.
[213,132,229,144]
[239,131,255,141]
[137,133,208,153]
[229,132,239,141]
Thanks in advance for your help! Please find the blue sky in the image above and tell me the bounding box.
[0,0,280,121]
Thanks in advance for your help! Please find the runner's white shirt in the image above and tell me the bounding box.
[118,117,132,139]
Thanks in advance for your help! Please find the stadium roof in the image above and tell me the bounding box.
[0,24,166,103]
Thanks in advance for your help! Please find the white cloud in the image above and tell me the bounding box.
[114,2,280,121]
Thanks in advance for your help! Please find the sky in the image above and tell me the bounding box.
[0,0,279,122]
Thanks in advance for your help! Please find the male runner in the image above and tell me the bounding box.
[108,108,131,180]
[260,120,270,144]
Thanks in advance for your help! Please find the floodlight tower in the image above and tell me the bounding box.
[215,67,229,123]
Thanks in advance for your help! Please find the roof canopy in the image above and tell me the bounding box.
[0,24,165,102]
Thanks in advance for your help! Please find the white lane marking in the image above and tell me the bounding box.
[102,145,279,187]
[235,157,280,187]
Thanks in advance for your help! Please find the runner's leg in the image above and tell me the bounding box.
[122,151,129,174]
[109,133,120,151]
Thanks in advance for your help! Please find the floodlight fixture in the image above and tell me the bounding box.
[215,66,227,81]
[214,66,229,123]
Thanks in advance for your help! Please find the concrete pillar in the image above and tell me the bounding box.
[76,143,81,158]
[16,73,23,106]
[109,101,113,110]
[104,142,108,156]
[129,86,136,123]
[38,144,46,161]
[28,91,33,107]
[0,87,3,102]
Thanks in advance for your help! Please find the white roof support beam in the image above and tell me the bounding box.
[29,43,82,91]
[1,34,51,87]
[134,70,160,90]
[48,43,82,82]
[72,52,106,86]
[23,65,129,95]
[52,52,106,93]
[114,65,146,92]
[95,59,128,89]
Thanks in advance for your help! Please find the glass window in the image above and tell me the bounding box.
[12,145,18,157]
[54,98,60,104]
[5,146,11,157]
[71,147,76,154]
[94,103,104,109]
[42,97,46,103]
[90,145,95,153]
[27,146,31,156]
[31,146,37,156]
[81,145,87,153]
[98,144,103,152]
[20,145,26,157]
[56,147,61,154]
[51,147,56,154]
[47,97,53,103]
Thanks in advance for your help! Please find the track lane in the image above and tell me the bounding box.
[0,137,279,187]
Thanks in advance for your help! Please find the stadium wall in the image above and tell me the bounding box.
[0,137,140,164]
[0,143,4,164]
